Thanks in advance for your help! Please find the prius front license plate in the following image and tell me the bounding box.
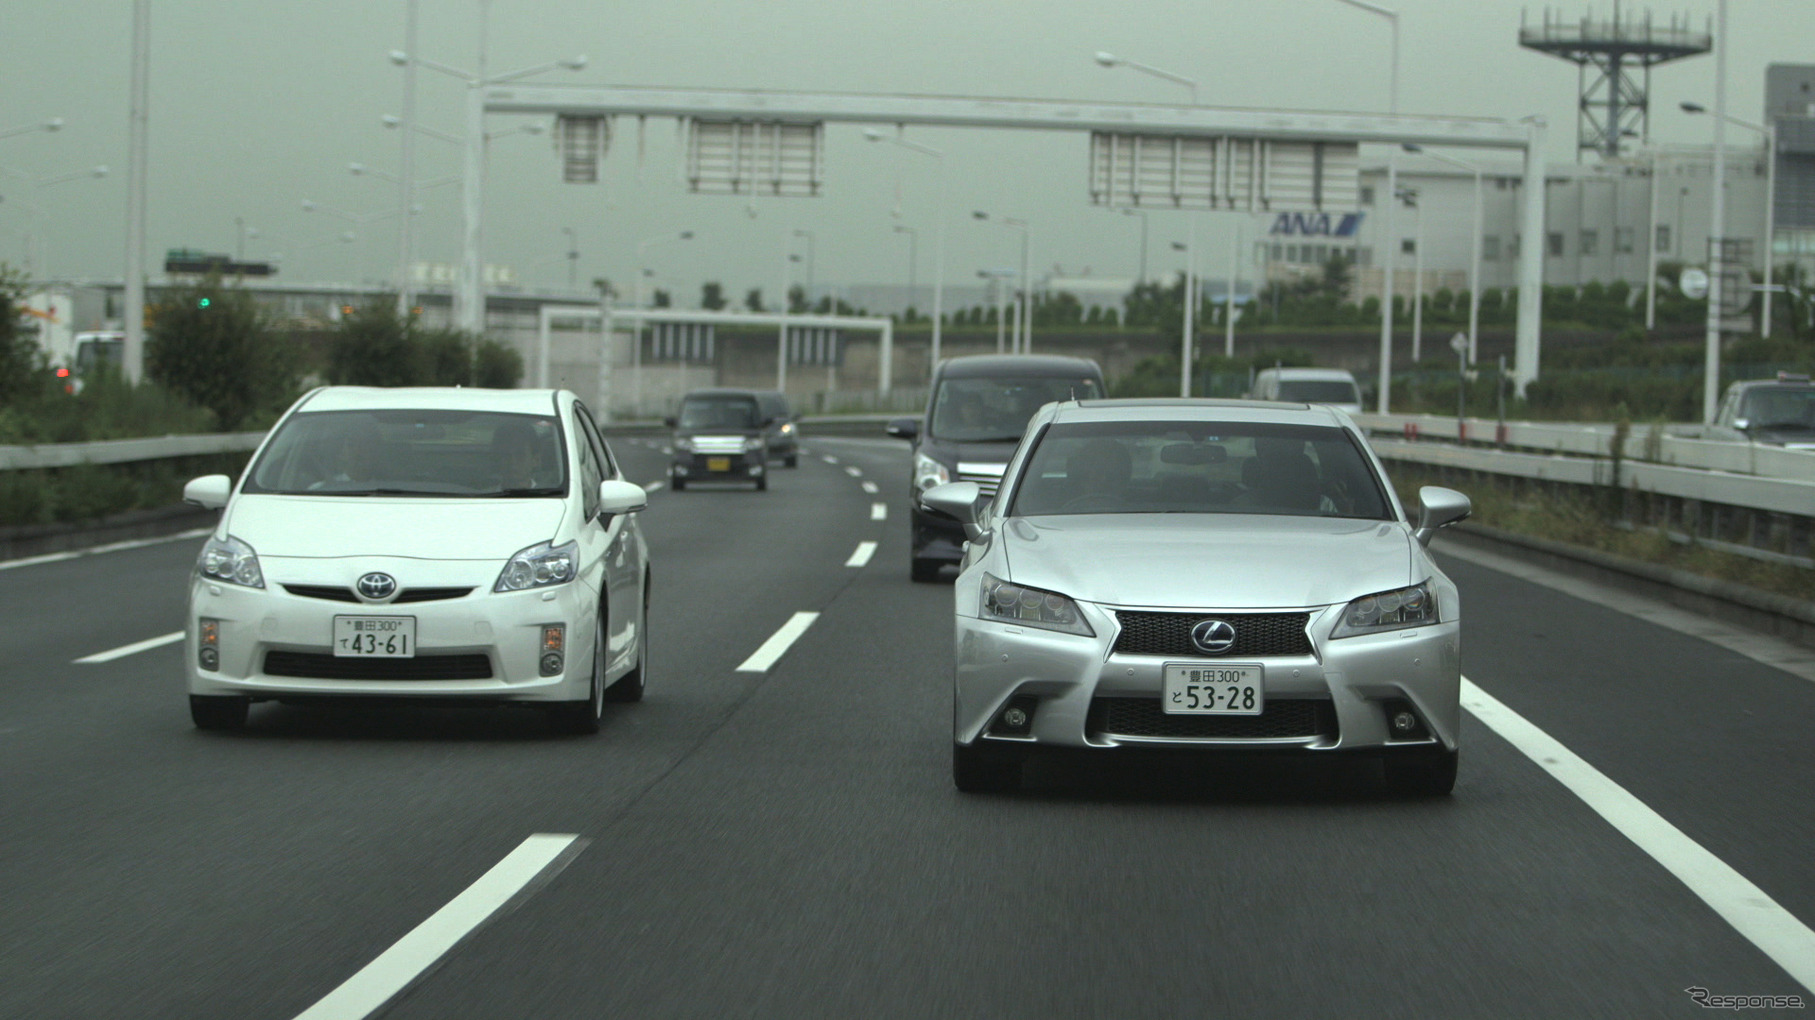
[706,456,732,472]
[1162,663,1263,715]
[333,616,416,657]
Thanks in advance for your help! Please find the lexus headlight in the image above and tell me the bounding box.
[197,535,264,589]
[1331,581,1437,639]
[914,452,951,492]
[494,540,578,592]
[978,573,1094,636]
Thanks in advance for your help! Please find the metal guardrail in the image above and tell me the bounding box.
[0,431,266,471]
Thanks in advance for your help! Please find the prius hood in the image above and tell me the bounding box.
[998,513,1417,609]
[222,494,567,561]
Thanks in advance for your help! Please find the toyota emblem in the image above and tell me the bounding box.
[356,572,398,601]
[1189,619,1236,654]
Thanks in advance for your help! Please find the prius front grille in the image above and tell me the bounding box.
[264,651,493,681]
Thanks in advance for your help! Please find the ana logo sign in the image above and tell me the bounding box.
[1267,212,1363,238]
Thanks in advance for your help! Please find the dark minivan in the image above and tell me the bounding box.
[887,355,1105,581]
[667,388,780,491]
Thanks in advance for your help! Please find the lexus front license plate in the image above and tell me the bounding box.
[1162,663,1264,715]
[333,616,417,657]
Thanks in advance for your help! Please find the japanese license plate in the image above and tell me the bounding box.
[706,456,732,472]
[1162,662,1264,715]
[333,616,416,658]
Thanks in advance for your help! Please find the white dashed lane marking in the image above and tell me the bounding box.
[870,503,887,521]
[821,455,839,465]
[74,631,184,664]
[844,466,863,478]
[844,542,877,568]
[861,481,878,494]
[643,481,666,493]
[736,612,820,673]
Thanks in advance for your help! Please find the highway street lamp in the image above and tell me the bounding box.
[892,224,918,311]
[1683,100,1777,339]
[563,226,579,289]
[0,117,64,142]
[974,211,1031,353]
[1172,235,1197,396]
[1404,144,1482,364]
[977,268,1016,354]
[1093,51,1199,105]
[1697,0,1730,424]
[1123,208,1150,284]
[864,128,947,372]
[391,4,586,335]
[792,228,816,306]
[1333,0,1401,411]
[635,230,693,416]
[1396,187,1425,362]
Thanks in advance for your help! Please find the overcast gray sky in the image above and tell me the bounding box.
[2,0,1808,309]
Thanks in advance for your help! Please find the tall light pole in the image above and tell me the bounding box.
[1404,145,1482,363]
[1334,0,1400,412]
[864,128,946,373]
[974,211,1031,352]
[562,226,579,289]
[1398,187,1424,362]
[1683,100,1776,340]
[1224,219,1242,358]
[1702,0,1729,424]
[1173,232,1197,397]
[1093,51,1199,104]
[1123,208,1149,284]
[123,0,150,384]
[395,0,418,318]
[892,224,918,309]
[635,229,693,417]
[978,268,1014,353]
[394,5,584,336]
[793,228,816,308]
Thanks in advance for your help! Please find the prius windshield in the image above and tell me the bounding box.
[1008,420,1391,519]
[242,409,568,497]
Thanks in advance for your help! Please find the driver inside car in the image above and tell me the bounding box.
[1063,437,1132,509]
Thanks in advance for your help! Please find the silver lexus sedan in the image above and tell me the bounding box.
[924,398,1471,795]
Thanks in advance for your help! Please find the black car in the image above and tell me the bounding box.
[887,354,1105,581]
[667,388,779,491]
[755,391,800,467]
[1707,373,1815,450]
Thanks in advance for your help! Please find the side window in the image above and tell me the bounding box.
[571,410,604,519]
[574,401,615,477]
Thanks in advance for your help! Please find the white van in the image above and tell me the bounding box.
[1249,367,1363,414]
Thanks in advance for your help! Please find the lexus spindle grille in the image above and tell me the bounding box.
[1113,611,1313,657]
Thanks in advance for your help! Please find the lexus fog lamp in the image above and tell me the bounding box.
[197,535,264,589]
[494,540,579,592]
[1331,581,1437,638]
[979,573,1094,636]
[913,452,951,492]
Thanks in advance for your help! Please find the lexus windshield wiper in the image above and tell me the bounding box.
[486,486,565,498]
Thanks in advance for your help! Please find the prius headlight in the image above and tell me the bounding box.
[913,452,951,492]
[196,535,264,589]
[1332,581,1437,638]
[979,573,1094,636]
[494,540,579,592]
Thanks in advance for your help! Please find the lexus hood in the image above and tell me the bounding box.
[999,513,1417,609]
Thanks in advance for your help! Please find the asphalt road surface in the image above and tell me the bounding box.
[2,434,1811,1019]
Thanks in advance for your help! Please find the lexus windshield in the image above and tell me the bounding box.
[242,409,568,497]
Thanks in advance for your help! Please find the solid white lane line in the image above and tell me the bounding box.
[736,611,820,673]
[1462,677,1815,994]
[1,527,212,572]
[844,466,863,478]
[74,631,185,664]
[845,541,877,568]
[821,455,839,465]
[870,502,887,521]
[292,834,585,1020]
[643,480,666,493]
[861,481,878,494]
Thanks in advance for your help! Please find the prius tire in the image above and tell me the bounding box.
[1384,748,1458,797]
[952,743,1021,794]
[190,695,249,731]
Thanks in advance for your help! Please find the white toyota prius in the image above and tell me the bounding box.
[182,386,651,734]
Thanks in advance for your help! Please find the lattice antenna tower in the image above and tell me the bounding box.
[1519,4,1711,159]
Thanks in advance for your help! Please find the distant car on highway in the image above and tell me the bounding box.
[923,398,1471,795]
[886,354,1105,581]
[182,386,652,734]
[1247,367,1363,414]
[1706,373,1815,450]
[755,390,801,468]
[666,388,778,490]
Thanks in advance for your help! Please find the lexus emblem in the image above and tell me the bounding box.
[1190,619,1237,655]
[356,572,398,601]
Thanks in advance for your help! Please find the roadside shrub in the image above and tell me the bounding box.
[146,275,302,429]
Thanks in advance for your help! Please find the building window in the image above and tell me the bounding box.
[1547,232,1565,257]
[1656,225,1671,253]
[1286,245,1299,263]
[1483,235,1501,261]
[1402,238,1416,255]
[1615,227,1635,254]
[1270,243,1282,261]
[1359,186,1375,206]
[1580,230,1598,256]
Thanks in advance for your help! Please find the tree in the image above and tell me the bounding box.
[0,265,47,410]
[474,338,523,388]
[326,298,420,387]
[745,288,765,312]
[147,274,300,428]
[788,285,808,313]
[701,281,727,310]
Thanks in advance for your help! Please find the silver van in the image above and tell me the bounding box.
[1249,367,1363,414]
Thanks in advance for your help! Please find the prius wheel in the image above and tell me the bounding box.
[549,620,606,735]
[190,695,249,731]
[605,582,648,703]
[952,742,1022,794]
[1384,747,1458,797]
